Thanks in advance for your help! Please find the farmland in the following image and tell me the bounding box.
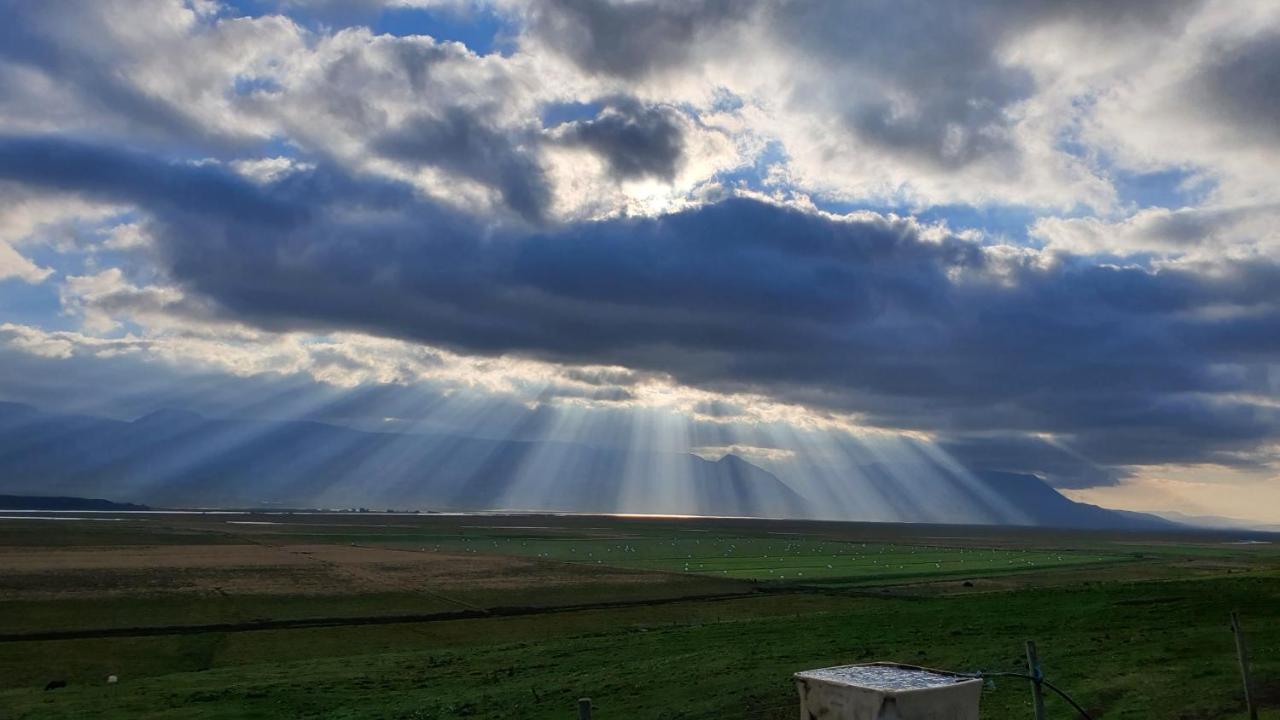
[370,532,1131,583]
[1,512,1278,719]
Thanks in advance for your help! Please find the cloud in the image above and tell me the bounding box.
[938,434,1121,489]
[374,107,551,222]
[0,0,300,149]
[1031,204,1280,257]
[4,134,1279,478]
[100,222,153,251]
[0,3,566,220]
[524,0,755,80]
[59,268,203,334]
[0,0,1222,217]
[1194,31,1280,146]
[521,0,1201,210]
[0,240,51,283]
[552,97,686,182]
[1078,3,1280,205]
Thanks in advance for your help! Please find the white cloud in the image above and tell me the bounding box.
[60,268,191,333]
[230,156,314,184]
[0,183,121,248]
[1032,204,1280,258]
[0,1,301,143]
[0,241,52,283]
[101,222,153,251]
[1076,2,1280,206]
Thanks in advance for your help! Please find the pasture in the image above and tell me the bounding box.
[0,512,1277,719]
[379,532,1129,582]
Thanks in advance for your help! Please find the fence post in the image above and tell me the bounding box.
[578,697,592,720]
[1025,640,1046,720]
[1231,612,1258,720]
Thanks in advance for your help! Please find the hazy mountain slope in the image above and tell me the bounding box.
[0,494,150,511]
[970,471,1178,530]
[0,402,1175,528]
[0,403,806,517]
[1151,510,1280,533]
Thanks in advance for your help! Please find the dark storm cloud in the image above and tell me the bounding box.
[3,133,1280,481]
[1196,31,1280,144]
[0,135,303,225]
[374,108,552,222]
[938,435,1122,489]
[554,98,686,181]
[936,389,1280,488]
[526,0,754,79]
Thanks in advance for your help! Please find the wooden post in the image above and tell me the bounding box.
[1025,640,1046,720]
[1231,612,1258,720]
[578,697,592,720]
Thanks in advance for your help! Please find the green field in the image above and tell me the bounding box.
[1,513,1278,719]
[383,533,1130,582]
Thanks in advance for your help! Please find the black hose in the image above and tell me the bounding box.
[1041,677,1095,720]
[961,671,1094,720]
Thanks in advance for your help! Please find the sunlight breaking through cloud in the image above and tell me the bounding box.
[0,0,1278,524]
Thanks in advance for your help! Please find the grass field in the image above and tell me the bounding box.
[1,512,1278,719]
[386,533,1131,582]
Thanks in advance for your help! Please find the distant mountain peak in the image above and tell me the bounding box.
[970,470,1180,530]
[133,408,205,425]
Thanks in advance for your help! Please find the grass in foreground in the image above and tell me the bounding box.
[3,514,1279,719]
[2,576,1278,719]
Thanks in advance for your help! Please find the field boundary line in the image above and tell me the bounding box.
[0,590,765,643]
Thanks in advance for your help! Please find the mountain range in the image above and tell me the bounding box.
[0,401,1176,529]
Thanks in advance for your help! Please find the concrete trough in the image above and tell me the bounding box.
[794,662,982,719]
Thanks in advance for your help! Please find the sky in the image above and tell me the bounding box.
[0,0,1278,522]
